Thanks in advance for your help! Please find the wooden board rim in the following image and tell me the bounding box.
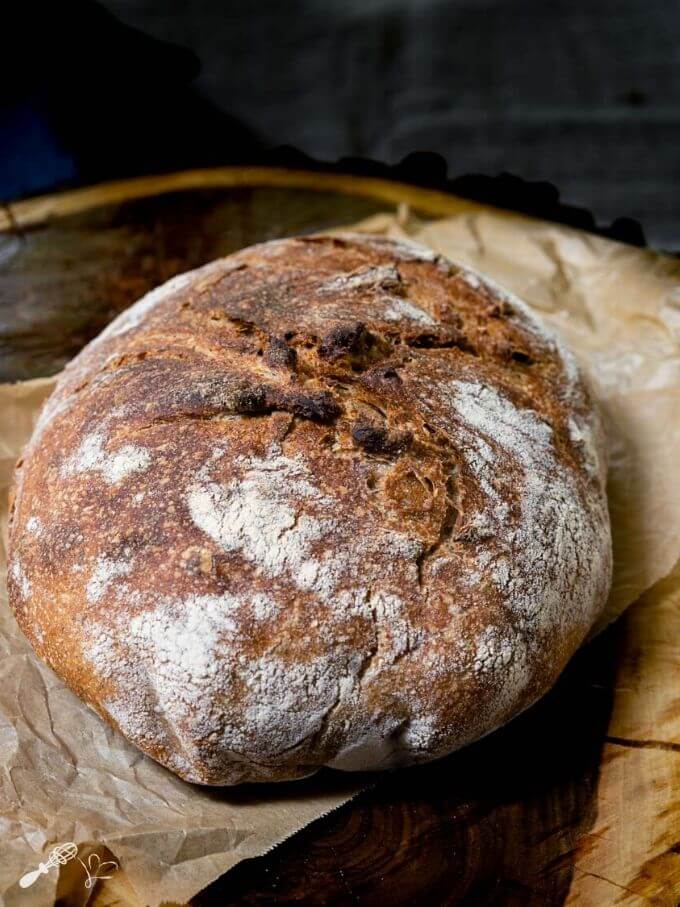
[1,166,513,231]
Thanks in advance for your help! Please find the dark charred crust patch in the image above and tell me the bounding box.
[148,375,268,417]
[375,366,402,383]
[319,322,369,358]
[510,349,535,365]
[485,300,513,318]
[319,321,392,372]
[137,372,341,424]
[351,420,413,456]
[265,337,297,370]
[230,383,269,413]
[209,313,260,334]
[492,338,536,365]
[402,326,476,354]
[228,381,341,422]
[267,387,341,422]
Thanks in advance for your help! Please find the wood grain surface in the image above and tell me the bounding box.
[2,169,678,907]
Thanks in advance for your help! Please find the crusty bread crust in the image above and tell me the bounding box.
[7,234,612,784]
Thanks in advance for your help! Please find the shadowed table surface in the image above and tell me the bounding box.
[2,168,678,906]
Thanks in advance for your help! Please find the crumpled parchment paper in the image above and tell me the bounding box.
[1,205,679,905]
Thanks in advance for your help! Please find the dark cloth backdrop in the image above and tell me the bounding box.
[1,0,678,249]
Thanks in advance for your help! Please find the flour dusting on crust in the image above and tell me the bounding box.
[61,432,151,484]
[86,555,133,603]
[443,380,604,633]
[187,448,336,581]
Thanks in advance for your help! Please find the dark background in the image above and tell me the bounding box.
[1,0,678,250]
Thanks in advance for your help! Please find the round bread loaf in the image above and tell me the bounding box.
[7,233,612,785]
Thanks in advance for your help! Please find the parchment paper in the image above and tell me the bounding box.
[1,206,679,905]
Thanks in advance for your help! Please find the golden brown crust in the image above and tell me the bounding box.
[7,233,612,784]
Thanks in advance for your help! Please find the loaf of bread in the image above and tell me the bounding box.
[7,233,612,785]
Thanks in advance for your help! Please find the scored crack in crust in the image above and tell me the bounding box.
[7,233,612,784]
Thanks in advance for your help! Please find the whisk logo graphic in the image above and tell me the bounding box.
[19,843,77,889]
[19,843,118,890]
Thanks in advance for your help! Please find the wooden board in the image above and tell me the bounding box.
[1,168,678,906]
